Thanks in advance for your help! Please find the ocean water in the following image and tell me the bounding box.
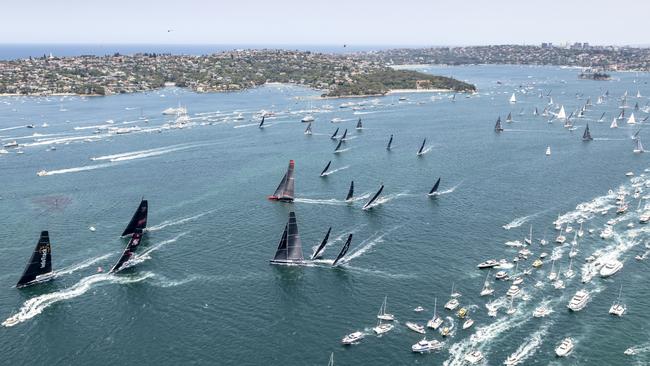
[0,65,649,365]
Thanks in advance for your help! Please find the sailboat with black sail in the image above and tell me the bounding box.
[386,134,393,150]
[345,181,354,202]
[340,128,348,141]
[270,211,304,264]
[332,234,352,266]
[16,231,54,288]
[416,138,427,156]
[122,199,148,237]
[320,161,331,177]
[259,116,265,128]
[311,227,332,260]
[268,160,295,202]
[363,184,384,210]
[428,178,441,196]
[334,139,344,153]
[111,228,144,273]
[356,118,362,130]
[582,123,593,141]
[330,127,339,140]
[495,116,504,132]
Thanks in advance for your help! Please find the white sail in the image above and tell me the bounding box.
[610,118,618,129]
[546,146,551,156]
[557,106,566,120]
[634,138,644,153]
[509,93,517,103]
[628,113,636,125]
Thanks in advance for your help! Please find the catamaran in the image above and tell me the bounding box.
[362,184,384,210]
[270,211,304,265]
[16,231,54,288]
[416,138,427,156]
[268,160,295,202]
[609,285,626,316]
[427,178,441,196]
[373,320,394,335]
[377,296,395,321]
[444,284,460,310]
[332,234,352,266]
[122,198,148,237]
[111,228,144,273]
[386,134,393,150]
[427,298,444,329]
[582,123,593,141]
[345,181,354,202]
[495,116,504,132]
[310,227,331,260]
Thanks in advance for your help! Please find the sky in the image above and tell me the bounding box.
[2,0,650,46]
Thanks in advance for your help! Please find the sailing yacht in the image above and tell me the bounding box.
[565,257,575,278]
[628,113,637,125]
[506,112,513,123]
[557,105,567,120]
[582,124,593,141]
[509,93,517,104]
[494,116,504,132]
[444,284,460,310]
[506,297,516,315]
[331,234,352,266]
[310,227,331,260]
[355,118,362,130]
[427,178,441,196]
[270,211,304,265]
[268,160,296,202]
[546,146,551,156]
[555,226,566,244]
[610,117,618,128]
[362,184,384,210]
[524,225,533,245]
[121,199,148,237]
[345,181,354,202]
[377,296,395,321]
[480,271,495,296]
[386,134,393,150]
[427,298,444,329]
[320,161,332,177]
[16,231,54,288]
[633,137,644,153]
[609,285,626,316]
[111,229,144,273]
[304,122,312,135]
[416,138,427,156]
[547,259,558,281]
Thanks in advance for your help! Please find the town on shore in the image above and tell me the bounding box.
[1,43,649,98]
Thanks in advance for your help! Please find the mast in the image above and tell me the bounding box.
[320,161,331,177]
[599,112,605,122]
[121,199,148,237]
[428,178,441,195]
[386,134,393,150]
[259,115,265,128]
[271,211,303,263]
[332,234,352,266]
[111,229,144,273]
[310,227,332,260]
[417,138,426,155]
[363,184,384,210]
[345,181,354,201]
[16,231,53,288]
[330,127,339,140]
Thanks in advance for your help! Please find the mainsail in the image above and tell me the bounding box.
[417,138,426,155]
[628,113,636,125]
[509,93,517,103]
[121,199,148,237]
[111,229,143,273]
[320,161,331,176]
[634,138,645,153]
[330,127,339,140]
[582,124,593,141]
[610,118,618,129]
[387,134,393,150]
[557,106,566,120]
[506,112,512,122]
[345,181,354,201]
[494,116,503,132]
[310,227,332,260]
[271,211,304,263]
[428,178,441,195]
[259,116,265,128]
[332,234,353,266]
[356,118,362,129]
[16,231,53,288]
[341,128,348,140]
[363,184,384,210]
[334,139,344,153]
[269,160,295,202]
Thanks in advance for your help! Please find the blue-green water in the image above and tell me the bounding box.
[1,65,649,365]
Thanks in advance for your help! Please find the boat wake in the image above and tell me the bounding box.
[294,198,347,206]
[91,143,210,162]
[363,192,409,210]
[339,227,399,264]
[2,271,154,327]
[123,232,189,268]
[55,253,113,277]
[39,162,115,176]
[418,146,433,156]
[320,165,350,176]
[502,209,546,230]
[147,210,217,232]
[624,342,650,356]
[502,322,552,365]
[0,125,28,132]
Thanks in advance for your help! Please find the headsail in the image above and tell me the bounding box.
[356,118,362,129]
[582,123,593,141]
[345,181,354,201]
[111,229,143,273]
[16,231,53,288]
[269,160,295,202]
[259,116,265,128]
[428,178,441,195]
[386,134,393,150]
[417,138,426,155]
[330,127,339,140]
[121,199,148,237]
[320,161,332,177]
[271,211,304,263]
[310,227,332,260]
[362,184,384,210]
[332,234,353,266]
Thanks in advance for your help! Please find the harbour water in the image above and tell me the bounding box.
[1,65,649,365]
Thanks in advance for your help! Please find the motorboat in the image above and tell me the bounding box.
[439,326,451,337]
[411,338,443,353]
[477,259,499,268]
[414,306,424,312]
[457,307,468,318]
[37,170,48,177]
[464,350,484,364]
[533,305,551,318]
[567,289,590,311]
[555,338,574,357]
[532,259,543,268]
[405,321,425,334]
[600,226,614,239]
[444,298,459,310]
[506,285,520,298]
[495,271,509,280]
[599,259,623,277]
[553,279,565,289]
[640,212,650,224]
[3,141,19,148]
[341,331,364,345]
[301,115,315,123]
[373,322,394,335]
[462,318,474,329]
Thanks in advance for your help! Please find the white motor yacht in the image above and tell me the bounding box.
[506,285,520,298]
[341,331,364,345]
[533,305,551,318]
[568,289,590,311]
[462,318,474,329]
[600,226,614,239]
[495,270,509,280]
[600,259,623,277]
[477,259,499,268]
[405,321,426,334]
[373,322,394,335]
[464,350,484,364]
[411,338,443,353]
[444,298,459,310]
[555,337,574,357]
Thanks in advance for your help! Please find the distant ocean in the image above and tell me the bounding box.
[0,44,403,60]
